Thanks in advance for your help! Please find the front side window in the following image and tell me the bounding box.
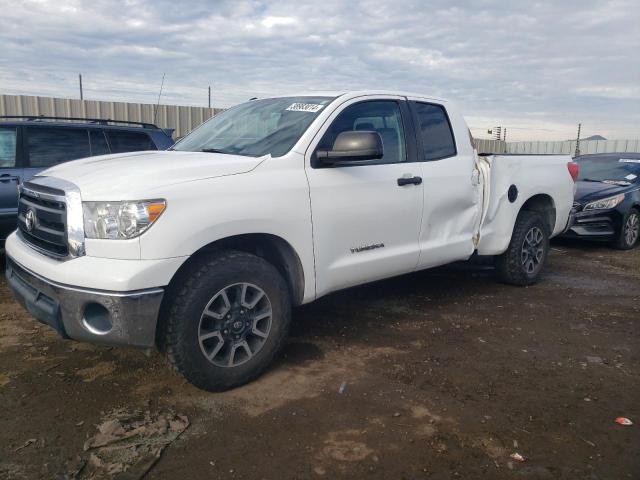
[316,101,407,164]
[173,96,334,158]
[107,131,155,153]
[412,102,456,161]
[0,127,17,168]
[27,127,91,168]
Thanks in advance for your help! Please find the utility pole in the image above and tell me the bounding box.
[575,123,582,157]
[208,85,211,109]
[79,74,83,100]
[503,128,507,142]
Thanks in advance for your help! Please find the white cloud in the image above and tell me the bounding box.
[260,16,297,28]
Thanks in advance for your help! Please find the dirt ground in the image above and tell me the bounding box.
[1,240,638,479]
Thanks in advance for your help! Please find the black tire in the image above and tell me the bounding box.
[495,211,550,286]
[612,208,640,250]
[158,250,291,392]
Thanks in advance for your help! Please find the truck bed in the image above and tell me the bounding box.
[476,154,575,255]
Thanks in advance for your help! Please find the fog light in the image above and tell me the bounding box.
[82,303,112,335]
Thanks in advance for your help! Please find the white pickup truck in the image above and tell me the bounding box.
[5,91,577,391]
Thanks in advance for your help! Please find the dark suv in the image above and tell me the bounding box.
[0,116,174,242]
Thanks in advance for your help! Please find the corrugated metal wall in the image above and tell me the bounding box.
[0,94,224,138]
[473,139,507,154]
[474,139,640,155]
[506,139,640,155]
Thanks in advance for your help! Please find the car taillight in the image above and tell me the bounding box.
[567,162,579,182]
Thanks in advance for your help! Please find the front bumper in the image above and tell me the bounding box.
[562,208,621,240]
[5,256,164,348]
[561,207,578,235]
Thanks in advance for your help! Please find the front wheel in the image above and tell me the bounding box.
[613,208,639,250]
[158,250,291,391]
[495,211,550,286]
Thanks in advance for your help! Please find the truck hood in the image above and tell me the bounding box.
[38,151,266,199]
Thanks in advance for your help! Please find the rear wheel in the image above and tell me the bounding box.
[613,208,640,250]
[495,211,549,286]
[158,250,291,391]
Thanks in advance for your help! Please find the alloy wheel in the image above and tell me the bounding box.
[624,213,639,247]
[521,226,545,274]
[198,283,272,367]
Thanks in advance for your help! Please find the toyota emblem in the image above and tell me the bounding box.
[25,209,36,232]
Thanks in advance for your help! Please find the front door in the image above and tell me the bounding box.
[305,97,423,297]
[0,126,22,240]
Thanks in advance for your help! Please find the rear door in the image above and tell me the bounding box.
[407,98,481,268]
[0,126,22,239]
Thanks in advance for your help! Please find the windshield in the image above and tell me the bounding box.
[577,156,640,185]
[173,96,334,157]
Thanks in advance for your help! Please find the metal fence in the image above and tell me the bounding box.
[473,139,507,154]
[473,138,640,156]
[0,94,224,138]
[506,139,640,156]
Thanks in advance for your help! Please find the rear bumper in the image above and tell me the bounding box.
[5,256,164,348]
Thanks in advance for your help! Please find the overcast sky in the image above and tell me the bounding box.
[1,0,638,140]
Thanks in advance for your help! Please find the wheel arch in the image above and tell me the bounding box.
[165,233,306,307]
[519,193,556,235]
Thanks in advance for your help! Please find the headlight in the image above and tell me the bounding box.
[83,200,166,239]
[583,193,624,211]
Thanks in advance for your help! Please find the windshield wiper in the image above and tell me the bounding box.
[580,178,602,182]
[201,148,233,154]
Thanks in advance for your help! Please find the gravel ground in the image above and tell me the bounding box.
[0,240,638,479]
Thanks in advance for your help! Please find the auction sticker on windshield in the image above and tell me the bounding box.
[286,103,324,113]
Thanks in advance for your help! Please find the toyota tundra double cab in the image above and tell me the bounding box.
[5,91,577,391]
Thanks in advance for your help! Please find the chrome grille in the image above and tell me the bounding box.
[18,183,69,257]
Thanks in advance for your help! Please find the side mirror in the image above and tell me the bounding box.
[316,131,383,165]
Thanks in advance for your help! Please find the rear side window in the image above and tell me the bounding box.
[89,130,110,156]
[27,127,91,167]
[0,127,17,167]
[106,131,155,153]
[411,102,456,161]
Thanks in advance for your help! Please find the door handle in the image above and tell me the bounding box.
[0,174,20,184]
[397,176,422,186]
